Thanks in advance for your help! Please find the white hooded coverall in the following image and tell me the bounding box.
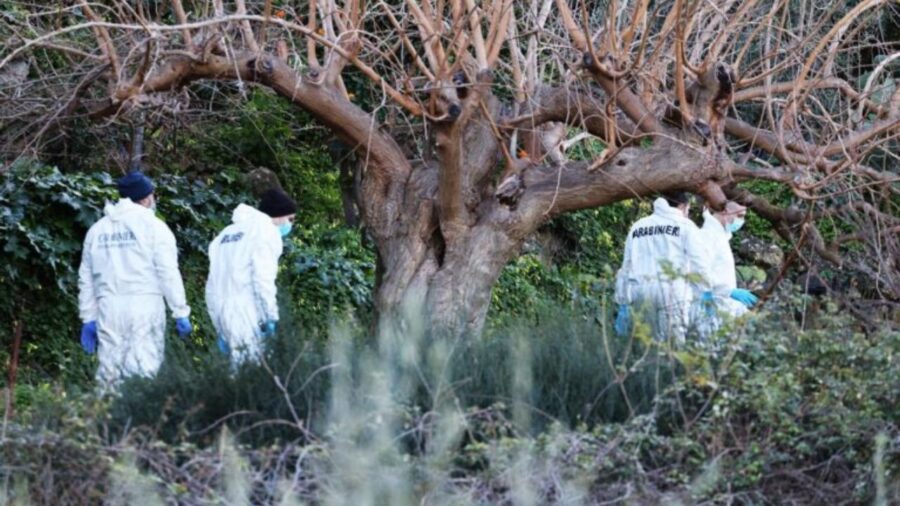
[695,210,747,334]
[615,198,713,343]
[78,199,190,387]
[206,204,282,365]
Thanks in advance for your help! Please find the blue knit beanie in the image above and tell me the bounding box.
[117,171,154,202]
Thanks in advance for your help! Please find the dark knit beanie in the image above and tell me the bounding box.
[258,189,298,218]
[117,171,154,202]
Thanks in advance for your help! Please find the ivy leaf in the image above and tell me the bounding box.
[55,192,82,210]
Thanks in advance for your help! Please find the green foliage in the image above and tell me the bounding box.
[110,331,333,448]
[489,255,572,321]
[0,162,114,292]
[284,225,375,332]
[563,133,606,162]
[547,201,644,274]
[488,200,644,325]
[167,89,344,228]
[211,90,340,226]
[729,180,788,239]
[674,299,898,501]
[455,306,672,427]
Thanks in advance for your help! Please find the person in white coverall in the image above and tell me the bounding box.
[695,201,757,336]
[614,192,714,344]
[206,188,297,366]
[77,171,192,389]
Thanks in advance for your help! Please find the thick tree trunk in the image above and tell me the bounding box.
[374,221,520,339]
[426,222,519,337]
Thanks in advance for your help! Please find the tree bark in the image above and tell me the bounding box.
[373,213,520,339]
[328,138,361,228]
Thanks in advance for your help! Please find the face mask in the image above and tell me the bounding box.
[727,218,745,233]
[278,222,293,237]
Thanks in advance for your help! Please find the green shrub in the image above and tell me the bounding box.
[683,296,899,500]
[283,224,375,333]
[104,302,659,446]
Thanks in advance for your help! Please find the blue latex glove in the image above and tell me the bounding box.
[730,288,758,308]
[260,320,277,338]
[700,291,716,317]
[175,317,192,338]
[217,334,231,355]
[80,321,98,354]
[614,305,631,336]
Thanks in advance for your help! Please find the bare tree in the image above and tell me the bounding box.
[1,0,897,336]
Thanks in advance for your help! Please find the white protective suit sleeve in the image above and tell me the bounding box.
[682,224,714,295]
[707,246,734,297]
[614,231,635,305]
[152,221,191,319]
[77,230,98,323]
[250,233,282,322]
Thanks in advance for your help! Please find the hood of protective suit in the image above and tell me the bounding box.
[104,198,150,221]
[231,203,275,227]
[652,197,690,222]
[702,209,732,241]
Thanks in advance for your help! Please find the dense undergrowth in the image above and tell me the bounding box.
[1,296,897,504]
